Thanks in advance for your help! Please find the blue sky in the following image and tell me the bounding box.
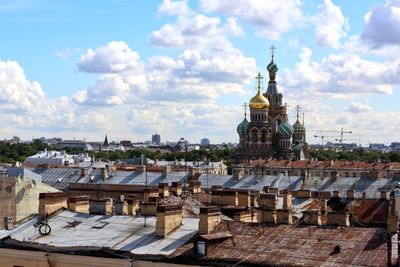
[1,0,400,145]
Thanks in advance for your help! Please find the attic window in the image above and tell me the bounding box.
[92,221,109,229]
[63,220,82,229]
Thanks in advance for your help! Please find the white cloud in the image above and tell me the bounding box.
[77,41,144,74]
[312,0,348,48]
[362,0,400,48]
[281,47,400,97]
[157,0,191,16]
[200,0,303,40]
[0,59,45,112]
[345,102,372,113]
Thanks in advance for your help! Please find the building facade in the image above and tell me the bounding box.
[236,49,308,161]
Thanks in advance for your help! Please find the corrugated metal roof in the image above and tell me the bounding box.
[9,210,199,257]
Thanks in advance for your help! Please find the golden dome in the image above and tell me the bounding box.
[249,88,269,109]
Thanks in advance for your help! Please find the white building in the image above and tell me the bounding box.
[24,149,91,166]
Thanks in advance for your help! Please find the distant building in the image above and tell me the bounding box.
[56,140,93,151]
[24,149,91,166]
[152,133,161,145]
[390,142,400,151]
[103,134,109,147]
[369,143,386,151]
[176,137,189,151]
[120,140,132,148]
[200,138,210,146]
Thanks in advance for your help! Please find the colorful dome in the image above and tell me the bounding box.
[292,119,306,137]
[267,59,278,73]
[249,89,269,109]
[237,117,249,136]
[277,121,293,137]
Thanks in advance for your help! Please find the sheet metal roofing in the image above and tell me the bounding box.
[30,168,84,189]
[7,210,199,257]
[302,177,397,198]
[173,221,391,266]
[83,171,189,186]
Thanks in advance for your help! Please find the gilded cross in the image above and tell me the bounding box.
[255,72,263,90]
[270,45,276,59]
[295,104,301,120]
[242,102,247,118]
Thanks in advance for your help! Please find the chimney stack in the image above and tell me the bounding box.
[199,206,221,234]
[68,196,89,213]
[156,204,183,237]
[39,192,68,216]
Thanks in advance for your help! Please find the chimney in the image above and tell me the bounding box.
[156,204,183,237]
[3,216,14,230]
[263,186,270,193]
[89,198,113,215]
[321,199,328,212]
[346,190,355,199]
[304,211,322,226]
[114,195,128,215]
[126,195,139,215]
[100,168,108,181]
[80,168,89,178]
[199,206,221,234]
[258,193,277,210]
[189,181,201,194]
[388,191,399,235]
[68,196,89,213]
[237,191,250,207]
[332,191,340,198]
[162,166,171,176]
[171,182,182,196]
[283,191,292,210]
[39,192,68,216]
[137,165,146,173]
[380,190,387,200]
[158,183,170,198]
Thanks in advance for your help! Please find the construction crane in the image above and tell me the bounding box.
[313,135,338,146]
[315,128,352,145]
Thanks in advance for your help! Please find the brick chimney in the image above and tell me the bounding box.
[156,204,183,237]
[158,183,170,198]
[100,167,108,181]
[137,165,146,173]
[80,167,89,178]
[162,166,171,176]
[189,180,201,194]
[199,206,221,234]
[89,198,113,215]
[283,191,292,210]
[39,192,68,215]
[346,190,355,199]
[332,191,340,198]
[380,190,387,200]
[114,195,128,215]
[171,182,182,196]
[257,193,277,224]
[68,196,89,213]
[126,195,139,215]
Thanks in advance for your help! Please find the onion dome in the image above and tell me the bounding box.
[249,88,269,109]
[292,119,306,137]
[237,117,249,136]
[267,59,278,73]
[277,121,293,137]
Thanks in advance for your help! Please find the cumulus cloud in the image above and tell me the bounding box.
[157,0,192,16]
[77,41,144,74]
[312,0,348,48]
[199,0,303,40]
[281,47,400,97]
[0,59,45,112]
[362,0,400,48]
[345,102,372,113]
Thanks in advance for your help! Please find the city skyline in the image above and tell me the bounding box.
[1,0,400,145]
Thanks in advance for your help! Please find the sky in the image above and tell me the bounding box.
[1,0,400,145]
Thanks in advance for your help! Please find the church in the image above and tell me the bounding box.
[235,47,309,161]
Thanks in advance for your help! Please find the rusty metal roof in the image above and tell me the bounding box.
[175,221,391,266]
